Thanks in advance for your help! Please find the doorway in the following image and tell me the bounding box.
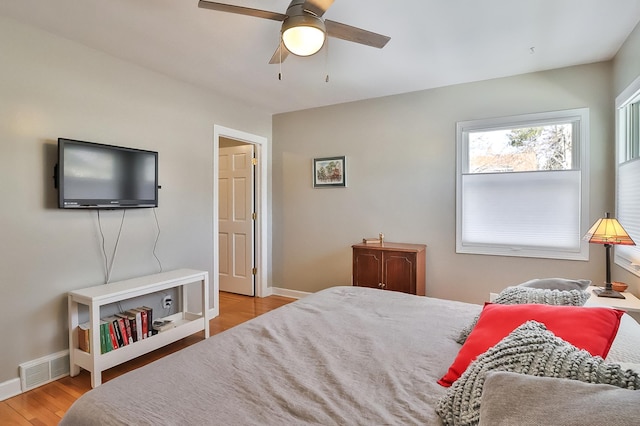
[219,140,255,295]
[213,125,268,298]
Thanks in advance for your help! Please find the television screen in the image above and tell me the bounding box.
[57,138,158,209]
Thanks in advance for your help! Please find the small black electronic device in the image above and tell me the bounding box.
[55,138,158,209]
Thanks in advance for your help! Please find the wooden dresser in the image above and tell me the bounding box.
[352,242,426,296]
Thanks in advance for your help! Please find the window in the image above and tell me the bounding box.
[456,108,590,260]
[615,75,640,276]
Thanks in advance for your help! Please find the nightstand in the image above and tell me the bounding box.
[585,286,640,313]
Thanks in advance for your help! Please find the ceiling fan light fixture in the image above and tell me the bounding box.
[281,14,326,57]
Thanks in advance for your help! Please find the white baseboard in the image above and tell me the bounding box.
[0,378,21,401]
[269,287,311,299]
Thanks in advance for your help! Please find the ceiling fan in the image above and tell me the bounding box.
[198,0,390,64]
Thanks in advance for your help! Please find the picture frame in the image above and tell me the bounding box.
[313,156,346,188]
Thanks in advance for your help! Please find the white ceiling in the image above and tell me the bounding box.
[1,0,639,114]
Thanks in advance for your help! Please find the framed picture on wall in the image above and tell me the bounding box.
[313,156,346,188]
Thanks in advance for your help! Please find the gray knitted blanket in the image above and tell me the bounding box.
[494,286,589,305]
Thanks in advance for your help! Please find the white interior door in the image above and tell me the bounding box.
[219,144,255,296]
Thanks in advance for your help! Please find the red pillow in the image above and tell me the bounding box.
[438,303,624,387]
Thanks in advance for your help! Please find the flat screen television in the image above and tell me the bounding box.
[56,138,158,209]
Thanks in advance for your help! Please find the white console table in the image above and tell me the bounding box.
[68,269,210,387]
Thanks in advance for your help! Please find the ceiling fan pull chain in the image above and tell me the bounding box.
[279,37,283,81]
[325,36,329,83]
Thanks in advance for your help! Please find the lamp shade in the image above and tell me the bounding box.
[281,15,326,57]
[583,213,635,245]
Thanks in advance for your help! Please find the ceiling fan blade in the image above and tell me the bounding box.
[325,20,390,49]
[268,41,290,64]
[198,1,287,22]
[303,0,335,17]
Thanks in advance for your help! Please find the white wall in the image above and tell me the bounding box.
[0,16,271,384]
[272,62,613,304]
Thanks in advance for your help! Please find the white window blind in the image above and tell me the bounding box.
[615,75,640,276]
[616,159,640,267]
[460,170,582,253]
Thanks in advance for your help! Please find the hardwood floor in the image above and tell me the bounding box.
[0,292,294,425]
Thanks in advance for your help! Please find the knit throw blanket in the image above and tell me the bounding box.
[494,286,589,306]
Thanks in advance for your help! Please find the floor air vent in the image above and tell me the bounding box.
[19,350,70,392]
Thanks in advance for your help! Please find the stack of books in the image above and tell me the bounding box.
[77,306,157,354]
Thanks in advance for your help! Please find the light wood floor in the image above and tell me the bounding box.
[0,292,294,425]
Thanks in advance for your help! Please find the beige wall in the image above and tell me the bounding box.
[0,16,271,384]
[273,62,613,304]
[613,22,640,292]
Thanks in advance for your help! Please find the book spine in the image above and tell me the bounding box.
[108,317,123,347]
[103,321,113,352]
[116,314,134,345]
[100,322,107,354]
[129,315,138,343]
[118,317,130,346]
[132,310,142,341]
[108,321,119,350]
[142,306,154,337]
[139,309,148,339]
[124,310,139,342]
[125,317,133,344]
[77,322,90,353]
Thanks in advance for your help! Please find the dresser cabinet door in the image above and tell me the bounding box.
[382,251,416,294]
[352,248,383,289]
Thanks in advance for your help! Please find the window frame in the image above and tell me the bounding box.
[615,74,640,277]
[456,108,590,260]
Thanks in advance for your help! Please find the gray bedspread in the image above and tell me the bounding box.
[60,286,480,425]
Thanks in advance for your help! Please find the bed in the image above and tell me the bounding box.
[60,285,640,425]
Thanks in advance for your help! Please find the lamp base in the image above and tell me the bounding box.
[593,287,626,299]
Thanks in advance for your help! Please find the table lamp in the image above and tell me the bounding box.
[583,212,635,298]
